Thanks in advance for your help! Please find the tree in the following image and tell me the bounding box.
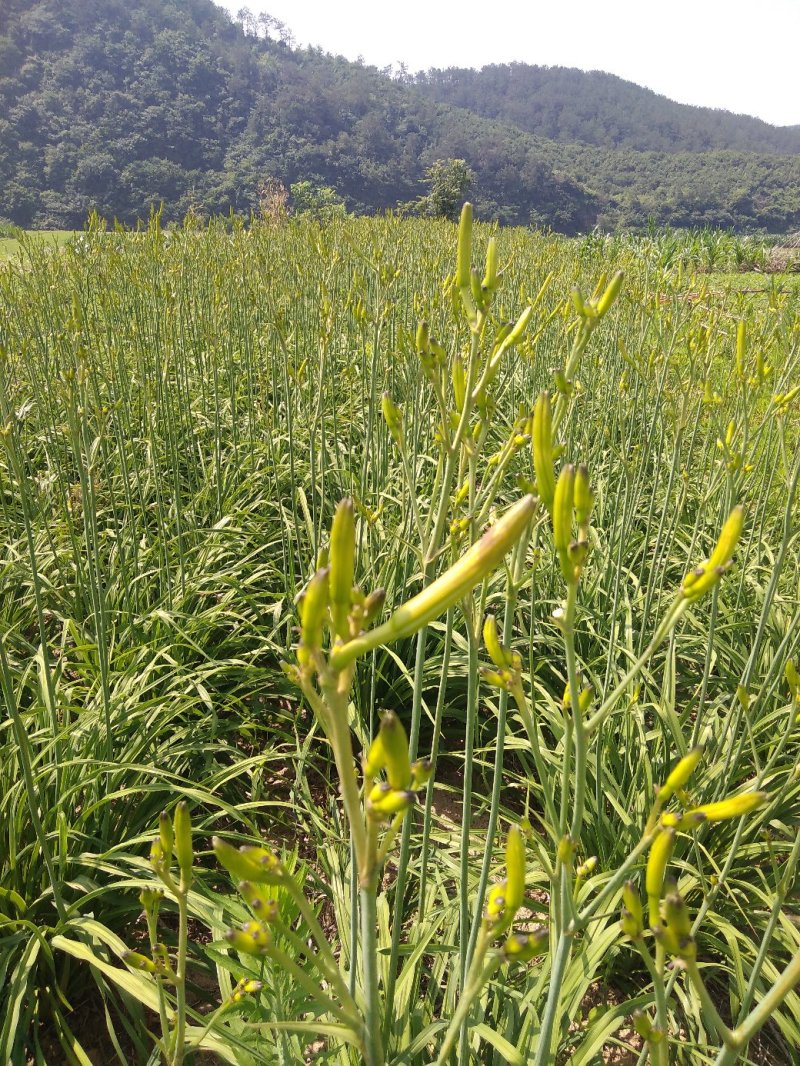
[424,158,474,221]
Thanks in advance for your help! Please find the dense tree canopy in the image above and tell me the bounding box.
[0,0,798,233]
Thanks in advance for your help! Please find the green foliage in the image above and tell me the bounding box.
[417,159,475,221]
[290,180,347,220]
[1,0,799,232]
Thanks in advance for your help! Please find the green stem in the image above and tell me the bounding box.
[714,950,800,1066]
[171,888,189,1066]
[635,938,670,1066]
[533,869,572,1066]
[267,944,361,1028]
[686,961,733,1045]
[359,882,384,1066]
[435,931,500,1066]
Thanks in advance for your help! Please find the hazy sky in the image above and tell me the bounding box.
[217,0,800,127]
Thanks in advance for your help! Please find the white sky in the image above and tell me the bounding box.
[217,0,800,127]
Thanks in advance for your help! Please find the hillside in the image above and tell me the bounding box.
[0,0,799,232]
[414,64,800,155]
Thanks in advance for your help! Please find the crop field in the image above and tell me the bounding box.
[0,212,798,1066]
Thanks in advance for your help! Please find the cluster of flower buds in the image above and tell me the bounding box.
[362,710,432,821]
[531,390,595,585]
[415,319,447,389]
[230,978,264,1004]
[455,204,502,328]
[561,676,595,717]
[214,840,287,957]
[484,827,547,965]
[124,804,194,980]
[480,614,523,695]
[552,463,594,585]
[288,498,388,680]
[774,385,799,417]
[716,419,749,472]
[148,803,194,893]
[570,271,624,334]
[681,505,744,602]
[328,494,536,672]
[636,747,766,948]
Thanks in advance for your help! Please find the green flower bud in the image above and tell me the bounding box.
[159,811,173,867]
[502,927,548,962]
[379,711,412,790]
[213,837,284,884]
[173,801,193,887]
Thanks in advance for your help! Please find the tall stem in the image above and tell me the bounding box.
[360,882,385,1066]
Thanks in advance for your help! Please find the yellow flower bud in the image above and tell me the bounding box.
[299,566,330,660]
[362,732,386,779]
[596,271,624,317]
[367,786,415,819]
[663,888,694,959]
[411,757,434,789]
[379,711,412,790]
[329,495,536,669]
[483,614,509,669]
[553,464,576,583]
[532,391,555,511]
[482,237,498,293]
[659,746,704,803]
[621,880,644,938]
[680,790,766,826]
[504,826,526,916]
[681,506,744,602]
[329,499,356,641]
[486,882,507,921]
[646,828,676,927]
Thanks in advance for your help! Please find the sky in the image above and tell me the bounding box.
[218,0,800,127]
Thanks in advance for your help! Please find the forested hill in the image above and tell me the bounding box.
[1,0,799,233]
[414,65,800,155]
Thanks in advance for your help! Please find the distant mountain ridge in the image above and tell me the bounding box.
[0,0,798,233]
[413,64,800,155]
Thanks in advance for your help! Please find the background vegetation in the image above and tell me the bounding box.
[1,0,800,232]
